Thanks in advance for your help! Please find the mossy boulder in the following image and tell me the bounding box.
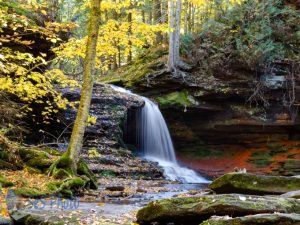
[136,194,300,225]
[200,213,300,225]
[10,210,77,225]
[209,173,300,195]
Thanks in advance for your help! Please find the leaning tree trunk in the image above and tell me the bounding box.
[64,0,101,172]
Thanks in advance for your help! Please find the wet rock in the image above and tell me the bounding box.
[209,172,300,195]
[281,190,300,199]
[10,210,71,225]
[59,83,144,150]
[136,188,146,193]
[105,186,125,191]
[200,213,300,225]
[136,194,300,225]
[107,191,124,198]
[0,217,13,225]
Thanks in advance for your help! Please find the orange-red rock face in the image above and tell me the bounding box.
[176,141,300,179]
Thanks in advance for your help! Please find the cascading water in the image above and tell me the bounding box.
[111,85,210,183]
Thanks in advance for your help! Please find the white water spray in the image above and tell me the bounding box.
[111,85,210,183]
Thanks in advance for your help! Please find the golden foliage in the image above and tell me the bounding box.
[0,3,78,124]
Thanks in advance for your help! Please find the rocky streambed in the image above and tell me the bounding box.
[3,172,300,225]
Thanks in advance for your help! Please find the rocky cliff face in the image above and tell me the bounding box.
[30,83,162,179]
[102,47,300,178]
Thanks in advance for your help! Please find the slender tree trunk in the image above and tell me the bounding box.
[188,2,192,32]
[127,1,132,63]
[184,0,188,34]
[113,54,118,69]
[161,0,168,43]
[153,0,163,43]
[142,10,146,23]
[168,0,181,72]
[191,4,195,33]
[174,0,181,64]
[168,0,175,71]
[65,0,101,171]
[118,45,121,67]
[149,10,153,24]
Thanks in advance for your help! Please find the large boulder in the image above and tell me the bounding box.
[209,173,300,195]
[10,210,68,225]
[200,213,300,225]
[136,194,300,225]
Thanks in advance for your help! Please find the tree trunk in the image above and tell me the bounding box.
[184,0,188,34]
[127,1,133,63]
[64,0,101,171]
[153,0,163,43]
[168,0,175,71]
[161,0,168,43]
[174,0,181,64]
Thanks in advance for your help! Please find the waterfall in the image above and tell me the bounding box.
[111,85,210,183]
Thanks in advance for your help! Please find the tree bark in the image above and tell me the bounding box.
[184,0,188,34]
[168,0,181,72]
[127,0,133,63]
[168,0,175,71]
[64,0,101,171]
[174,0,181,64]
[153,0,163,43]
[161,0,168,43]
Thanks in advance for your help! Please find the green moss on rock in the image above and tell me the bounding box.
[156,91,198,108]
[14,188,48,198]
[209,172,300,195]
[0,175,14,187]
[200,213,300,225]
[10,210,74,225]
[137,194,300,224]
[100,46,168,87]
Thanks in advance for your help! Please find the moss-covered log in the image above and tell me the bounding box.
[200,213,300,225]
[209,173,300,195]
[136,194,300,225]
